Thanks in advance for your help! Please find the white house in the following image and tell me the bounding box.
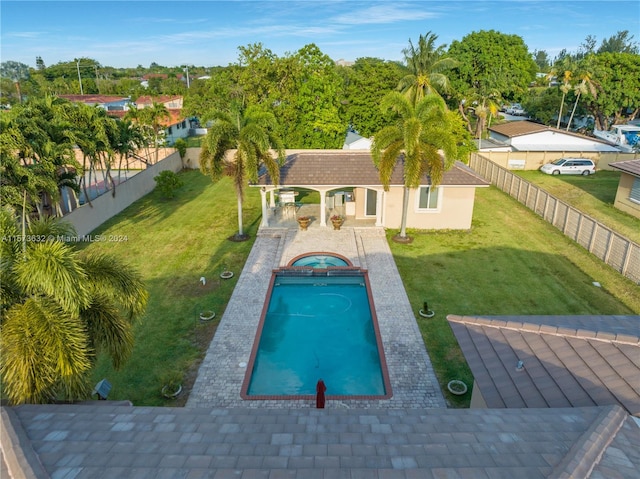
[488,121,619,152]
[342,131,372,150]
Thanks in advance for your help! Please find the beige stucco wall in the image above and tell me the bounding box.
[383,186,477,230]
[64,151,183,236]
[614,172,640,219]
[478,150,638,171]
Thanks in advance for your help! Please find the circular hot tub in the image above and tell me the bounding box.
[289,253,351,268]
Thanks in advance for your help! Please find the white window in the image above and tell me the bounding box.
[630,177,640,205]
[416,186,441,212]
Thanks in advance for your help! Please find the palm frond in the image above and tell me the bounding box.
[14,241,91,314]
[82,292,134,370]
[80,251,148,321]
[0,298,90,404]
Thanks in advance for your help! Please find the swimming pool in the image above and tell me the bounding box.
[289,252,351,268]
[241,268,391,399]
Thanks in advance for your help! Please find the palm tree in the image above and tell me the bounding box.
[0,210,148,404]
[550,57,576,128]
[398,32,458,105]
[199,106,285,239]
[566,70,598,131]
[371,92,470,241]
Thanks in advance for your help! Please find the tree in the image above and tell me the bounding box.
[0,61,31,103]
[448,30,538,103]
[533,50,550,71]
[125,102,170,163]
[584,52,640,129]
[284,44,345,148]
[0,211,148,404]
[566,64,599,131]
[0,96,80,221]
[398,32,458,105]
[598,30,639,54]
[199,106,285,239]
[371,92,472,241]
[339,57,404,137]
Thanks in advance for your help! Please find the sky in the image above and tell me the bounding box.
[1,0,638,69]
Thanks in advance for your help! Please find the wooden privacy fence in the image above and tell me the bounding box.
[470,153,640,285]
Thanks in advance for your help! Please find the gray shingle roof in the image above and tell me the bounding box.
[255,151,489,187]
[3,403,639,478]
[447,315,640,416]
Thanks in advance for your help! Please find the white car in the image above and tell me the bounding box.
[540,158,596,176]
[506,103,526,116]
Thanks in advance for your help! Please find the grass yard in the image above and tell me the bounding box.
[84,170,638,407]
[515,170,640,244]
[389,185,639,406]
[85,170,261,405]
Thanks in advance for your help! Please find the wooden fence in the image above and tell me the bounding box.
[470,153,640,285]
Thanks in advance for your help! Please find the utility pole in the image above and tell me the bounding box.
[184,66,190,88]
[76,59,84,95]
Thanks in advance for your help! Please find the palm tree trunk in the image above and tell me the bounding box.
[566,93,581,131]
[399,186,410,238]
[556,93,565,129]
[236,191,244,237]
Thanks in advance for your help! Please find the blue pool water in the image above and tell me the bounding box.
[291,254,349,268]
[245,273,387,397]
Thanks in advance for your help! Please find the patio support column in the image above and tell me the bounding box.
[377,190,384,227]
[260,188,269,227]
[269,190,276,208]
[320,190,327,227]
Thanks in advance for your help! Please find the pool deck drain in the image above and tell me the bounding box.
[187,227,446,409]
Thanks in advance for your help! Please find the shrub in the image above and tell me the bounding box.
[154,170,184,199]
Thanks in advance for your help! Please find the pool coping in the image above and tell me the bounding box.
[239,267,393,401]
[187,226,446,409]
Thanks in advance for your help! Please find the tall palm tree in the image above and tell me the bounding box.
[566,71,598,131]
[0,210,148,404]
[398,32,458,105]
[199,106,285,239]
[371,92,470,241]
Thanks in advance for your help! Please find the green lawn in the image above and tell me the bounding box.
[515,170,640,244]
[87,170,261,405]
[85,170,638,407]
[388,185,639,406]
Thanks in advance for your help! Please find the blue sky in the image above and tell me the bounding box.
[1,1,638,69]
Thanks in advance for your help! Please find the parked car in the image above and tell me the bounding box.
[505,103,526,116]
[540,158,596,176]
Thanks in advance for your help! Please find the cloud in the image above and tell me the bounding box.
[331,3,439,25]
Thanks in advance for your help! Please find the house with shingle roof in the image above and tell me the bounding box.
[252,150,489,229]
[610,159,640,219]
[447,315,640,416]
[489,121,619,152]
[2,402,639,478]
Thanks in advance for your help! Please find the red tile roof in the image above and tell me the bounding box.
[58,94,129,104]
[255,151,489,187]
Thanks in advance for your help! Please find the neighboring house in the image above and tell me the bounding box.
[342,130,372,150]
[133,95,194,145]
[252,150,489,229]
[448,314,640,416]
[58,94,132,112]
[610,159,640,219]
[474,138,512,152]
[488,121,619,153]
